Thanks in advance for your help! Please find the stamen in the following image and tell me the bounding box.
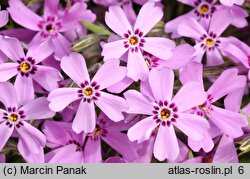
[9,113,18,122]
[20,62,31,72]
[83,87,93,96]
[46,24,54,33]
[129,36,138,45]
[199,4,209,14]
[88,126,101,137]
[206,38,215,46]
[160,109,171,120]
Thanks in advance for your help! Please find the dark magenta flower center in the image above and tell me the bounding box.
[2,107,25,128]
[38,16,62,38]
[153,100,179,127]
[17,57,37,77]
[143,51,160,70]
[123,29,146,53]
[78,80,101,103]
[194,0,216,18]
[200,32,221,51]
[193,94,213,116]
[88,122,108,141]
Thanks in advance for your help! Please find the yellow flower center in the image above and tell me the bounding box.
[160,109,171,120]
[9,114,18,122]
[199,4,209,14]
[20,62,31,72]
[129,36,138,45]
[88,127,101,137]
[206,38,215,46]
[84,87,93,96]
[198,103,205,109]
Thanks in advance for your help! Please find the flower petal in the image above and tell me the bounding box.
[206,48,224,66]
[213,135,238,163]
[172,81,207,112]
[220,38,249,68]
[231,5,248,28]
[17,140,44,163]
[0,36,25,62]
[141,37,175,60]
[148,68,174,102]
[20,97,55,120]
[102,130,139,162]
[188,132,214,153]
[174,113,209,141]
[0,122,14,150]
[134,2,163,35]
[127,50,149,81]
[127,116,158,143]
[0,63,19,82]
[92,60,126,90]
[0,82,18,108]
[48,144,83,163]
[84,138,102,163]
[207,69,246,103]
[124,90,153,115]
[102,40,128,60]
[42,121,72,148]
[105,6,132,37]
[154,125,179,161]
[72,100,96,134]
[61,2,95,32]
[95,92,127,122]
[164,12,194,38]
[52,33,71,60]
[48,88,81,112]
[8,0,43,31]
[177,17,207,40]
[0,10,8,28]
[26,39,54,64]
[224,88,245,112]
[162,44,195,69]
[107,76,133,94]
[61,52,89,86]
[212,105,248,128]
[16,121,46,154]
[44,0,59,17]
[32,65,62,91]
[208,106,245,138]
[209,8,232,36]
[14,74,34,105]
[179,62,204,89]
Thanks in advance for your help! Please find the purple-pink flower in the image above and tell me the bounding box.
[180,62,248,152]
[0,36,62,104]
[165,0,248,37]
[48,52,128,133]
[177,8,246,66]
[125,68,210,161]
[0,82,54,162]
[43,113,138,163]
[102,2,175,81]
[8,0,95,59]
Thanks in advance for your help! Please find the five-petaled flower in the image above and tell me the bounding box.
[102,2,176,81]
[0,82,55,162]
[48,52,128,134]
[0,37,62,104]
[124,68,210,161]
